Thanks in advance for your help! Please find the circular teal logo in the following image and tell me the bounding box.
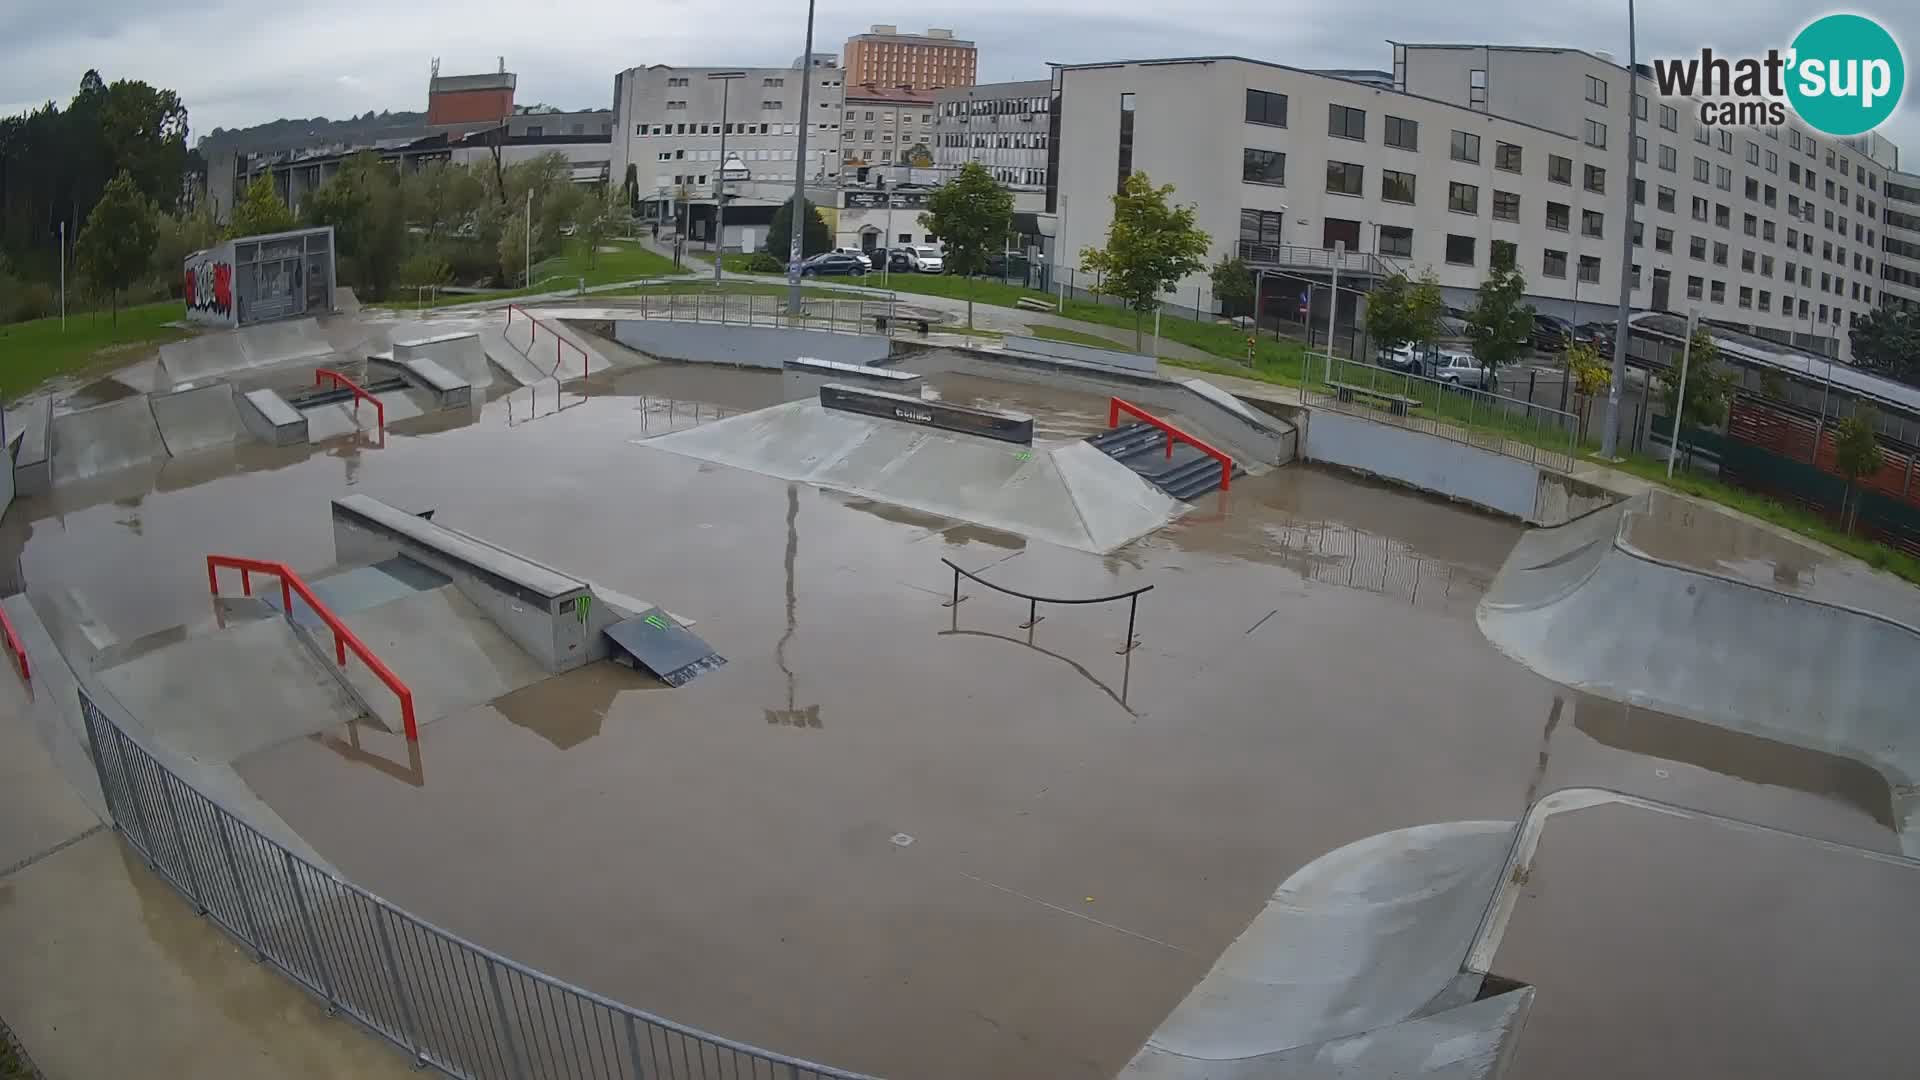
[1786,14,1905,136]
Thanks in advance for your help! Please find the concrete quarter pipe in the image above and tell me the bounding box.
[1478,491,1920,852]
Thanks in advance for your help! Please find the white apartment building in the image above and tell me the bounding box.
[609,63,845,231]
[934,79,1053,200]
[1051,46,1902,363]
[1883,170,1920,312]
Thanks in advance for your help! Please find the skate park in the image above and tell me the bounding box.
[4,293,1920,1080]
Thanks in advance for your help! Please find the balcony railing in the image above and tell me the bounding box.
[1236,241,1404,279]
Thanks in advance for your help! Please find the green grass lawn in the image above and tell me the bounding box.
[876,273,1054,310]
[1025,323,1130,350]
[380,238,689,309]
[0,301,190,402]
[600,280,863,300]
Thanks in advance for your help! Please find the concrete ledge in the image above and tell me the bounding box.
[1003,333,1156,374]
[391,333,479,408]
[10,397,52,497]
[820,383,1033,444]
[611,320,891,369]
[238,388,308,446]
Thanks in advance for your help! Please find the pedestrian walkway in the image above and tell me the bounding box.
[0,674,414,1079]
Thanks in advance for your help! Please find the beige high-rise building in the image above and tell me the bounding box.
[842,25,976,91]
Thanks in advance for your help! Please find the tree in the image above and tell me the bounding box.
[764,194,831,261]
[1209,253,1254,317]
[1365,270,1445,357]
[1464,257,1535,378]
[1833,408,1885,534]
[399,251,451,291]
[1565,339,1612,398]
[498,218,530,287]
[1848,306,1920,385]
[1078,171,1211,350]
[150,203,220,289]
[920,162,1014,328]
[621,164,640,216]
[303,151,406,299]
[74,170,157,323]
[229,173,297,237]
[575,185,628,269]
[1656,328,1736,466]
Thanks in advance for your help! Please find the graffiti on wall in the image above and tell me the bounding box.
[185,259,233,318]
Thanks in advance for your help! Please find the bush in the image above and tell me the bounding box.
[4,282,55,323]
[745,251,783,273]
[443,241,499,286]
[399,252,452,288]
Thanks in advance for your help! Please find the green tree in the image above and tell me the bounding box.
[1848,306,1920,384]
[303,152,406,300]
[764,195,831,261]
[1464,258,1535,378]
[1209,253,1254,317]
[920,162,1014,328]
[621,163,640,215]
[399,251,451,291]
[150,203,220,289]
[1656,328,1736,467]
[498,217,530,287]
[575,185,628,269]
[1079,171,1212,350]
[74,170,157,323]
[229,172,297,237]
[1833,407,1885,534]
[1365,270,1446,358]
[1564,339,1612,397]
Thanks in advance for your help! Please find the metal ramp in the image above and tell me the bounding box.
[603,606,726,687]
[1088,421,1241,501]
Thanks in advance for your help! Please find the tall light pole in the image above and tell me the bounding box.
[525,188,533,289]
[787,0,818,314]
[709,71,746,286]
[1600,0,1640,458]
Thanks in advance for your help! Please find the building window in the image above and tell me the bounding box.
[1635,93,1648,120]
[1446,234,1477,265]
[1384,115,1418,150]
[1448,181,1479,214]
[1451,130,1480,163]
[1492,239,1517,268]
[1584,164,1606,194]
[1633,220,1645,246]
[1656,227,1674,252]
[1116,92,1135,193]
[1546,201,1570,231]
[1759,290,1771,312]
[1240,208,1285,247]
[1245,88,1288,127]
[1659,144,1677,172]
[1716,204,1730,228]
[1657,186,1676,212]
[1548,155,1572,185]
[1326,160,1364,195]
[1328,104,1366,140]
[1543,249,1568,278]
[1713,280,1729,303]
[1687,275,1705,300]
[1745,177,1760,201]
[1585,74,1608,105]
[1718,129,1733,153]
[1583,209,1604,238]
[1690,235,1707,260]
[1381,168,1416,203]
[1242,148,1286,186]
[1694,157,1712,183]
[1379,225,1413,258]
[1742,249,1756,272]
[1493,190,1520,221]
[1716,165,1732,191]
[1469,69,1487,109]
[1713,241,1729,266]
[1763,220,1775,241]
[1659,103,1678,130]
[1744,213,1758,236]
[1739,286,1753,308]
[1495,141,1522,173]
[1585,118,1607,148]
[1746,141,1761,165]
[1635,136,1647,163]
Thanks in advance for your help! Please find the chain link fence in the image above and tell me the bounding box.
[1315,355,1579,471]
[78,689,870,1080]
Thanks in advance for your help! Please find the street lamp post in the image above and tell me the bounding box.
[709,71,746,287]
[787,0,818,315]
[1600,0,1641,458]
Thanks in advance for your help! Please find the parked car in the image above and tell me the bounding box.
[906,245,944,273]
[885,248,914,272]
[1574,321,1616,352]
[1381,342,1443,373]
[799,253,868,277]
[829,247,874,270]
[1428,350,1497,389]
[1531,314,1578,352]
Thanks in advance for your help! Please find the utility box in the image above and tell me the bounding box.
[184,225,338,328]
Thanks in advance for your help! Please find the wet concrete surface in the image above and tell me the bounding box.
[1494,799,1920,1079]
[5,360,1907,1079]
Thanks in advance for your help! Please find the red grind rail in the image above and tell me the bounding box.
[504,303,590,388]
[315,367,386,442]
[1108,397,1233,492]
[0,604,28,685]
[206,555,419,741]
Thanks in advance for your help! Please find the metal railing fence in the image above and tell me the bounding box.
[78,689,870,1080]
[626,292,908,338]
[1313,354,1579,472]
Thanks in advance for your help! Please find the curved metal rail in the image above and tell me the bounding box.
[940,558,1153,653]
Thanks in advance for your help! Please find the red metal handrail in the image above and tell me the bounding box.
[0,603,28,685]
[206,555,418,741]
[1108,397,1234,492]
[505,303,590,390]
[315,367,386,441]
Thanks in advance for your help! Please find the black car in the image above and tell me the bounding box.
[799,253,867,277]
[1531,314,1577,352]
[873,248,913,272]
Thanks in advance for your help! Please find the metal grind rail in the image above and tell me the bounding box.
[315,367,387,442]
[940,558,1153,654]
[78,689,871,1080]
[1108,397,1234,492]
[504,304,592,387]
[206,555,418,741]
[0,603,27,684]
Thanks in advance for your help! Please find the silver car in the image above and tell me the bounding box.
[1427,351,1496,390]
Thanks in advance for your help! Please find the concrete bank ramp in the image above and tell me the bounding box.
[640,399,1184,554]
[1479,491,1920,851]
[479,327,552,388]
[50,396,167,482]
[158,317,331,385]
[1121,821,1520,1078]
[150,381,244,457]
[502,310,616,378]
[331,585,546,731]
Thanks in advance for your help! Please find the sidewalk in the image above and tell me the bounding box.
[0,673,414,1079]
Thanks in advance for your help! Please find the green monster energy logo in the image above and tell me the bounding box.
[645,612,669,630]
[576,595,591,624]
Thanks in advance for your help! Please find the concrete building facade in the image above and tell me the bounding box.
[427,69,516,131]
[840,85,937,174]
[842,26,975,91]
[1051,46,1901,362]
[934,79,1052,193]
[1883,170,1920,312]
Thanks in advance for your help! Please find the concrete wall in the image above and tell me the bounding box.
[0,438,13,521]
[183,241,237,328]
[611,321,892,369]
[1303,410,1541,519]
[11,397,51,497]
[1003,334,1156,374]
[782,357,921,401]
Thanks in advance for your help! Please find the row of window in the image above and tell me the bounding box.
[936,132,1047,149]
[844,110,933,123]
[938,97,1049,117]
[634,122,800,137]
[656,147,801,163]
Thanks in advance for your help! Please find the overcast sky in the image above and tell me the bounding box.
[1,1,1914,156]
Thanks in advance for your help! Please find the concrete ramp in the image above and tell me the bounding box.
[641,399,1184,554]
[150,382,245,457]
[480,328,550,387]
[1479,491,1920,851]
[506,310,617,377]
[158,317,330,385]
[50,396,167,482]
[331,585,547,731]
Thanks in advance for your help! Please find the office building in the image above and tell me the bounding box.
[840,84,938,173]
[934,79,1051,199]
[842,26,975,91]
[1883,169,1920,312]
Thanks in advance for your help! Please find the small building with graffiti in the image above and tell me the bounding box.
[184,225,338,328]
